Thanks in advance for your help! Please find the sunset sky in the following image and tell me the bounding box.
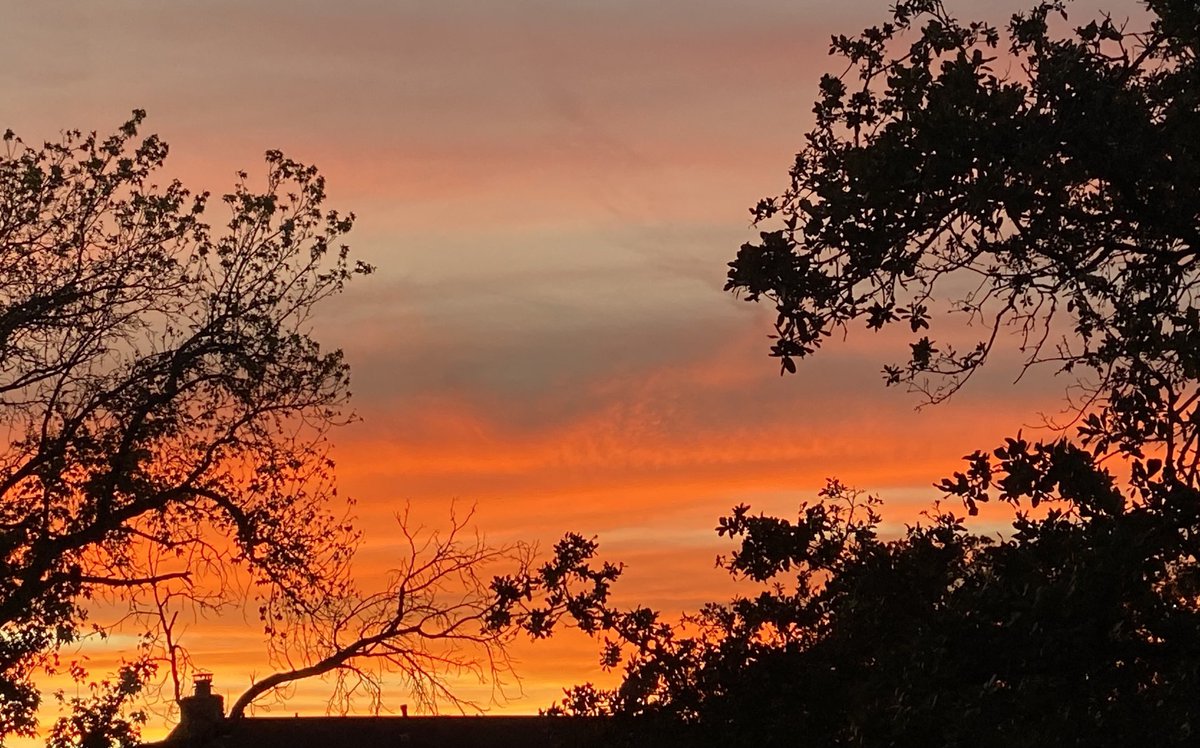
[2,0,1140,740]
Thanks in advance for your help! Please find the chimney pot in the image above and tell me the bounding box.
[171,672,224,742]
[193,671,214,698]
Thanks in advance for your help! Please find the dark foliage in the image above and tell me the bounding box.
[554,1,1200,745]
[729,0,1200,469]
[559,477,1200,747]
[0,114,629,746]
[0,112,371,739]
[47,660,156,748]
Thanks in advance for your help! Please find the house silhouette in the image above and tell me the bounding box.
[142,675,693,748]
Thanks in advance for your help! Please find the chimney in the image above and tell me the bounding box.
[172,672,225,741]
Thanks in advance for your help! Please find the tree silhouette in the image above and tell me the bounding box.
[559,476,1200,746]
[555,2,1200,745]
[0,115,620,744]
[224,513,622,722]
[729,0,1200,482]
[0,111,369,739]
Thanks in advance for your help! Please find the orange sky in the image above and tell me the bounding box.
[1,0,1142,742]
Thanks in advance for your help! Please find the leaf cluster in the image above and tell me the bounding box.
[728,0,1200,442]
[558,475,1200,747]
[558,1,1200,744]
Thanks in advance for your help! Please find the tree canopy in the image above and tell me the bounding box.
[0,111,372,738]
[562,476,1200,746]
[729,0,1200,479]
[0,115,621,745]
[554,1,1200,745]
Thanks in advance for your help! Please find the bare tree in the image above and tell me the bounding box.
[226,505,528,719]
